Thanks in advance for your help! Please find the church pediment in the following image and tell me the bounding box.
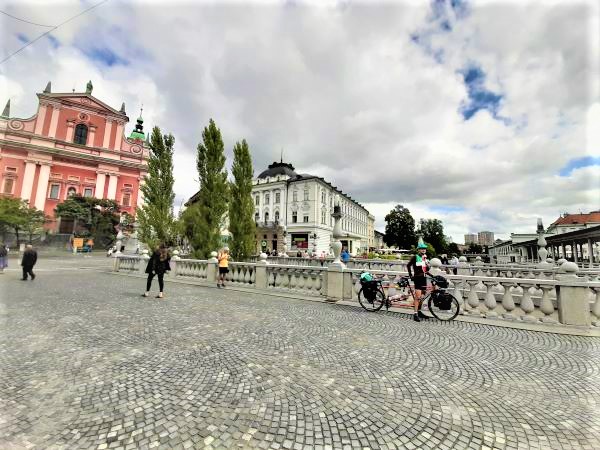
[38,93,127,120]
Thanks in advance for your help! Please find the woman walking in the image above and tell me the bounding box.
[217,247,230,288]
[0,243,8,274]
[142,244,171,298]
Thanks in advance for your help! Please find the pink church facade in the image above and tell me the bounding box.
[0,82,149,232]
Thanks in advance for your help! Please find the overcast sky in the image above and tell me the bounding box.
[1,0,599,243]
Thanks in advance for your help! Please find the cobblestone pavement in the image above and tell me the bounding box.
[1,265,599,450]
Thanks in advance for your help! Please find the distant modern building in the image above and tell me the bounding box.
[464,233,478,245]
[478,231,495,247]
[0,81,149,232]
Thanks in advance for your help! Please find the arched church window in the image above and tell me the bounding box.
[74,124,88,145]
[67,186,77,197]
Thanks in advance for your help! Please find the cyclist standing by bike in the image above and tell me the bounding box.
[407,240,430,322]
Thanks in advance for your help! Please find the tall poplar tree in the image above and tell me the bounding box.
[229,139,255,260]
[137,126,176,247]
[185,119,228,258]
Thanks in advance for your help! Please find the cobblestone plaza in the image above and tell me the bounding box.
[1,257,599,449]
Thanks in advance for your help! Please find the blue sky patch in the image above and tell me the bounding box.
[82,46,129,67]
[17,33,29,44]
[430,205,466,214]
[559,156,600,176]
[459,64,504,120]
[46,35,60,49]
[410,1,470,64]
[450,0,469,19]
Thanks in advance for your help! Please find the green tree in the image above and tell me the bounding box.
[410,241,437,257]
[185,119,229,258]
[228,139,255,260]
[447,242,461,256]
[22,207,49,243]
[419,218,448,255]
[55,196,89,233]
[55,195,121,246]
[383,205,416,249]
[137,126,176,247]
[0,197,47,244]
[467,243,483,253]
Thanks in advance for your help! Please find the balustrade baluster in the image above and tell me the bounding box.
[519,283,536,322]
[315,272,323,294]
[538,284,557,323]
[279,269,288,289]
[296,270,305,291]
[590,287,600,327]
[307,271,316,293]
[451,280,465,314]
[466,280,481,315]
[483,281,498,318]
[500,282,516,320]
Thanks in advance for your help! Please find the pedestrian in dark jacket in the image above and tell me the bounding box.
[21,244,37,281]
[0,243,8,274]
[142,244,171,299]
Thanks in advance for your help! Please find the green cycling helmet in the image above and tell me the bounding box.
[417,242,428,249]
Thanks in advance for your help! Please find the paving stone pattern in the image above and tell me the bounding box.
[1,267,599,449]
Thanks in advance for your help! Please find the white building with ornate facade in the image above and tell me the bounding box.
[252,161,370,256]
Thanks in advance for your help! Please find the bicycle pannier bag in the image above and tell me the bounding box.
[433,292,452,310]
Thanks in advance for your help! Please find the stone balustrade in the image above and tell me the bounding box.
[266,264,327,297]
[250,255,600,277]
[176,259,209,279]
[225,262,256,287]
[113,255,140,273]
[112,254,600,329]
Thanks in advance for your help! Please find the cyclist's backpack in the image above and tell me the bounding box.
[360,272,373,282]
[433,275,449,288]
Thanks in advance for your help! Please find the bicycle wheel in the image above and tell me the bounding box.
[358,288,386,312]
[428,291,460,321]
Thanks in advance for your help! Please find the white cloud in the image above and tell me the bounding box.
[1,0,598,245]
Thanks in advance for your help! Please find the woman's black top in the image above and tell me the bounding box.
[145,251,171,274]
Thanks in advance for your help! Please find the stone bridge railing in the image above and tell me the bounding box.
[113,252,600,330]
[249,255,600,279]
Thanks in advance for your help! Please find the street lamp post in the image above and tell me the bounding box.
[331,202,343,266]
[281,226,288,258]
